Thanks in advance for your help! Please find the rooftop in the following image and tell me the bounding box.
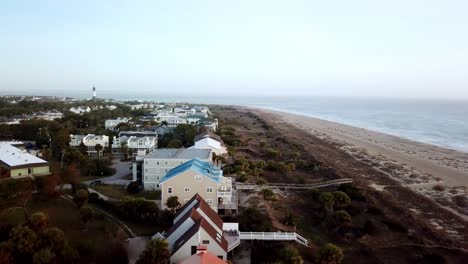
[160,158,222,184]
[0,143,48,168]
[145,149,211,160]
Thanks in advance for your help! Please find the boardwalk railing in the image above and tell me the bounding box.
[239,232,309,247]
[236,178,353,190]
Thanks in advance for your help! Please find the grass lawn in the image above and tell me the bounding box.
[92,184,161,200]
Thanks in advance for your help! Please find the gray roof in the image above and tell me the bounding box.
[145,149,211,159]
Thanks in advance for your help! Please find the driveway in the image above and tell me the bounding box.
[84,160,132,185]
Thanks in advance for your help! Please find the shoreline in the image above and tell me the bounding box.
[249,105,468,154]
[250,107,468,218]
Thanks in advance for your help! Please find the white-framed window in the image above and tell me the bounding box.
[206,187,213,193]
[184,187,190,192]
[195,175,202,181]
[206,199,213,205]
[167,187,173,194]
[157,161,160,165]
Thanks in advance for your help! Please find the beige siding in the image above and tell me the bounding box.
[10,165,50,178]
[161,170,218,211]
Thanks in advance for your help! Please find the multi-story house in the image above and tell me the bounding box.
[159,158,236,213]
[69,134,109,156]
[142,149,212,190]
[105,117,130,131]
[163,194,232,263]
[112,135,157,157]
[156,113,188,127]
[189,132,228,156]
[0,143,50,179]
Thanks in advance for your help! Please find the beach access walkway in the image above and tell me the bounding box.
[235,178,353,191]
[238,231,309,247]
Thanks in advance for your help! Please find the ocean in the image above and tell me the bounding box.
[3,90,468,153]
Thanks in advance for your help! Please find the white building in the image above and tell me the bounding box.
[105,117,130,131]
[69,106,91,115]
[141,149,212,190]
[34,110,64,120]
[112,135,157,157]
[156,113,187,127]
[69,134,109,156]
[189,133,227,156]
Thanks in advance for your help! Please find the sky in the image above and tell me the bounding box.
[1,0,468,99]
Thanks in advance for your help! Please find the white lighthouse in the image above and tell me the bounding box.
[93,86,96,100]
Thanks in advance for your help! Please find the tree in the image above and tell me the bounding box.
[0,242,14,264]
[260,188,276,201]
[167,139,182,148]
[166,196,181,213]
[136,238,170,264]
[316,243,344,264]
[29,212,49,232]
[334,210,351,230]
[79,206,94,231]
[75,189,89,208]
[319,192,335,215]
[33,248,56,264]
[332,191,350,209]
[120,142,129,160]
[9,226,37,255]
[127,181,142,194]
[95,144,103,159]
[278,245,303,264]
[286,163,296,177]
[256,177,268,185]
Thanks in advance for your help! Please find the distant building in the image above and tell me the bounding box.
[159,158,236,213]
[69,106,91,115]
[156,113,188,127]
[0,143,50,179]
[105,117,130,131]
[34,109,63,120]
[141,149,212,190]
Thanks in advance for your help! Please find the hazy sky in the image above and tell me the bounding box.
[1,0,468,99]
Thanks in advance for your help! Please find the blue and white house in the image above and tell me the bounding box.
[159,158,236,213]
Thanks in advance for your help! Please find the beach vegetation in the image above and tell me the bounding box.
[136,238,170,264]
[316,243,344,264]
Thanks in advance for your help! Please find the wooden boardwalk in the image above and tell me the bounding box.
[239,232,309,247]
[236,178,353,190]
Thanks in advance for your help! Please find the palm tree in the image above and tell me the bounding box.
[136,238,170,264]
[120,142,129,160]
[166,196,181,213]
[95,144,103,159]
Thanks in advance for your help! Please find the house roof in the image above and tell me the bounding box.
[159,158,222,184]
[171,216,228,255]
[0,143,48,169]
[194,132,222,144]
[145,149,211,160]
[180,250,228,264]
[172,194,224,231]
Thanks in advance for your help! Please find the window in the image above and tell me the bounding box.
[184,187,190,192]
[206,199,213,205]
[28,168,32,174]
[157,161,159,165]
[217,256,223,259]
[206,187,213,193]
[202,240,210,244]
[165,161,168,165]
[167,187,173,194]
[195,175,202,181]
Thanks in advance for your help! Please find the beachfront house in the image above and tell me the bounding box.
[189,132,228,156]
[162,194,233,263]
[141,149,213,190]
[159,158,236,213]
[0,142,50,179]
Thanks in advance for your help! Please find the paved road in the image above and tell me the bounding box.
[84,160,132,185]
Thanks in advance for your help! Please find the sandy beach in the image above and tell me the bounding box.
[253,108,468,218]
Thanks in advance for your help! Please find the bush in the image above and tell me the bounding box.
[316,243,344,264]
[338,184,365,201]
[260,188,276,201]
[126,181,142,194]
[119,197,159,223]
